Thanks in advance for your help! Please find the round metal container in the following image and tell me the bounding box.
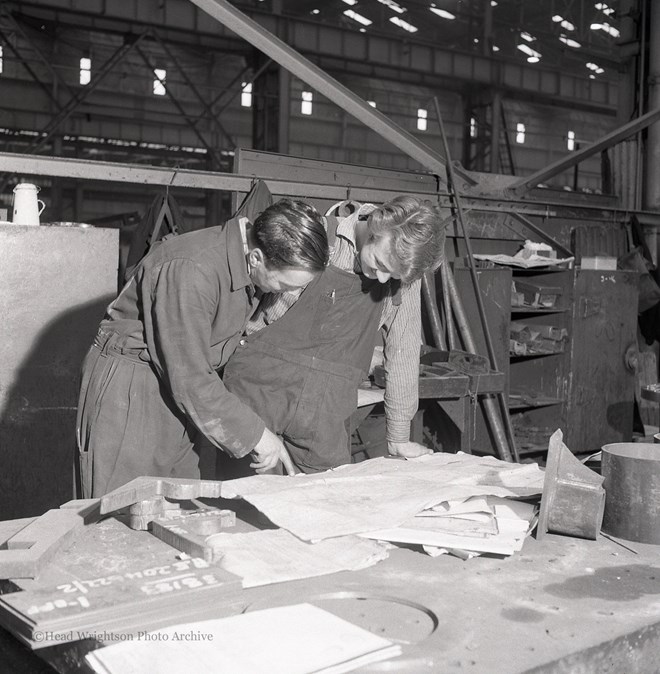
[601,442,660,545]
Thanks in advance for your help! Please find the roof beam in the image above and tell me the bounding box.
[188,0,448,178]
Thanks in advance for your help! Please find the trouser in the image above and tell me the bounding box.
[76,329,200,497]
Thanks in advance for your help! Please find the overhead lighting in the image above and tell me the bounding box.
[429,6,456,20]
[311,9,320,14]
[559,35,582,48]
[590,23,620,37]
[520,31,536,42]
[390,16,418,32]
[492,44,500,52]
[517,43,542,60]
[344,9,372,26]
[586,62,605,74]
[491,1,498,6]
[341,0,358,5]
[377,0,406,14]
[595,3,615,16]
[553,15,576,31]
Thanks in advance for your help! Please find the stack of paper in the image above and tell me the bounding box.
[86,603,402,674]
[361,495,537,558]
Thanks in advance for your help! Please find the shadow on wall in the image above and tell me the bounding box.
[0,295,115,520]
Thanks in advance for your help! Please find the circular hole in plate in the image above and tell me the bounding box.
[248,592,438,645]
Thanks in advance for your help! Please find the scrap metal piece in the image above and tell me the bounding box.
[538,430,605,540]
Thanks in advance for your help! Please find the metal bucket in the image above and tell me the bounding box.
[601,442,660,545]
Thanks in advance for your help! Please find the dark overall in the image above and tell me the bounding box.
[223,235,392,473]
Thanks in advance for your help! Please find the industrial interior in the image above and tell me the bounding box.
[1,0,659,671]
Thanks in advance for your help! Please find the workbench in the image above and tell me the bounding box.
[0,499,658,674]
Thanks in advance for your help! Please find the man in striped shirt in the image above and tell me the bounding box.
[222,196,447,474]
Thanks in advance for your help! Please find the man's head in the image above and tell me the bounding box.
[247,199,329,293]
[358,196,446,285]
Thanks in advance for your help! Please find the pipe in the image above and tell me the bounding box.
[434,96,518,462]
[422,272,447,350]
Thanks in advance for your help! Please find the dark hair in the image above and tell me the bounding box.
[252,199,329,272]
[367,196,446,285]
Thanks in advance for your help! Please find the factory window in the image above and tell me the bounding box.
[153,68,167,96]
[567,130,576,151]
[80,57,91,86]
[516,122,526,144]
[470,117,477,138]
[301,91,313,115]
[241,82,252,108]
[417,108,427,131]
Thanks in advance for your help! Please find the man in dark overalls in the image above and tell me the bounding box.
[222,196,446,474]
[76,193,328,497]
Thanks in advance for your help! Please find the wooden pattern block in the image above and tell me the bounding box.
[99,476,223,515]
[0,500,99,579]
[151,508,236,562]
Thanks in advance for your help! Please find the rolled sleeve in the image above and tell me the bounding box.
[142,258,265,456]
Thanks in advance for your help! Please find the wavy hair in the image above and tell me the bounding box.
[367,196,446,284]
[252,199,329,272]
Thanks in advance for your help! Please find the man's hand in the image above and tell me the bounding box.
[250,427,298,475]
[387,440,433,459]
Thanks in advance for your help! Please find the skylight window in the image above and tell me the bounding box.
[430,6,456,20]
[80,57,91,85]
[377,0,405,14]
[417,108,427,131]
[516,123,526,144]
[344,9,372,26]
[567,130,575,151]
[301,90,313,115]
[153,68,166,96]
[241,82,252,107]
[390,16,418,32]
[590,23,620,38]
[470,117,477,138]
[559,35,582,48]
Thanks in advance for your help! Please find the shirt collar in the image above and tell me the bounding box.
[225,216,253,294]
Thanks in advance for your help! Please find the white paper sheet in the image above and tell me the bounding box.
[86,603,401,674]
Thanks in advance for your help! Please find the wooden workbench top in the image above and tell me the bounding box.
[1,505,659,673]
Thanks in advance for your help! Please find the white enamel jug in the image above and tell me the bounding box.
[12,183,45,226]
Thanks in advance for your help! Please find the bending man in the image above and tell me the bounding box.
[222,196,446,474]
[76,198,328,496]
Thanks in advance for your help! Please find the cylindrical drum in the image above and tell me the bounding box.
[601,443,660,544]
